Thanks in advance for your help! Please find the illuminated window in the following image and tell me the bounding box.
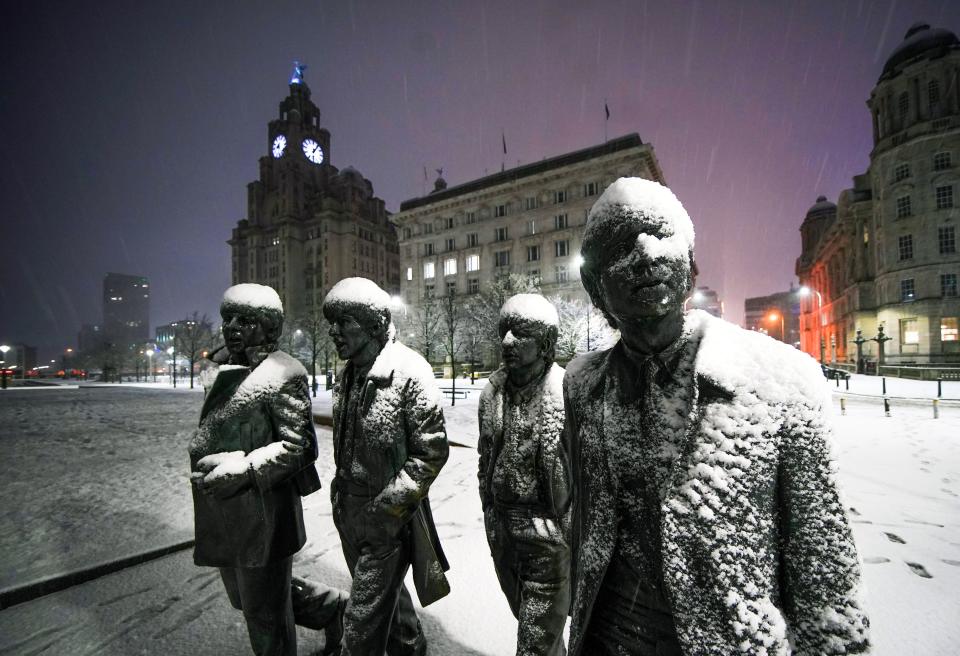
[942,274,958,297]
[942,317,959,342]
[423,262,435,279]
[900,278,915,302]
[527,245,541,262]
[936,185,953,210]
[896,195,912,218]
[466,254,480,272]
[898,234,913,260]
[443,258,457,276]
[406,267,413,281]
[894,163,910,181]
[939,227,956,254]
[933,152,951,171]
[900,318,919,345]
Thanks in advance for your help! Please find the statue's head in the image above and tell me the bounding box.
[580,178,697,329]
[322,278,393,361]
[220,283,284,357]
[498,293,559,373]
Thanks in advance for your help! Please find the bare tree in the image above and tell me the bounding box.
[406,294,443,365]
[550,295,619,362]
[174,312,215,389]
[291,307,335,396]
[467,273,541,368]
[438,292,466,405]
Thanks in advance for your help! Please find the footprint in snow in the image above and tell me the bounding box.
[942,559,960,567]
[848,506,860,516]
[863,557,890,564]
[884,532,906,544]
[942,488,959,498]
[906,562,932,578]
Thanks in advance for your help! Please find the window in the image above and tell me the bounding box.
[527,219,537,235]
[527,245,541,262]
[527,269,541,285]
[443,217,454,230]
[900,278,915,302]
[423,262,435,279]
[553,190,567,204]
[900,318,919,344]
[443,258,457,276]
[929,80,941,105]
[494,204,507,218]
[933,152,951,171]
[942,274,958,297]
[555,240,569,257]
[525,196,539,210]
[494,250,511,267]
[424,243,434,256]
[898,92,909,119]
[424,284,435,298]
[466,211,477,224]
[406,267,413,281]
[896,195,912,218]
[555,265,569,283]
[554,213,568,230]
[467,233,479,247]
[894,163,910,181]
[403,227,412,240]
[446,281,457,296]
[424,223,433,234]
[898,234,914,260]
[583,181,600,197]
[445,238,456,251]
[942,317,959,342]
[468,278,480,294]
[939,227,956,254]
[936,185,953,209]
[466,254,480,272]
[495,227,509,241]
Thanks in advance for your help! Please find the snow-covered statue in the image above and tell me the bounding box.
[565,178,870,655]
[189,283,325,656]
[478,293,570,656]
[322,277,450,656]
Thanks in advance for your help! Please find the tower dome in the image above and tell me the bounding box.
[879,22,959,82]
[804,196,837,221]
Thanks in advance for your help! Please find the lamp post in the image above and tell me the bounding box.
[852,329,867,374]
[798,286,824,363]
[167,346,176,388]
[146,349,155,382]
[767,312,785,342]
[0,345,9,390]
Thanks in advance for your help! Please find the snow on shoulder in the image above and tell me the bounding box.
[233,350,306,405]
[324,277,391,314]
[500,293,559,328]
[222,283,283,314]
[589,177,695,262]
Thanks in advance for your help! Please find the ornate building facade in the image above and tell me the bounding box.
[392,134,665,309]
[797,23,960,366]
[229,66,400,319]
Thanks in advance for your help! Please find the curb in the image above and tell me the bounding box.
[0,538,195,610]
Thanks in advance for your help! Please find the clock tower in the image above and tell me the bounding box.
[229,63,400,322]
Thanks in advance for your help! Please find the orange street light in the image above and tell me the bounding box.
[766,311,785,342]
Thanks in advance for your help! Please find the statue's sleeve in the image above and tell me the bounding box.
[477,389,492,512]
[778,404,870,654]
[368,375,449,524]
[247,374,319,492]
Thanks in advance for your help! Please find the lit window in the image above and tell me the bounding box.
[555,240,569,257]
[527,245,541,262]
[896,195,912,218]
[423,262,435,279]
[936,185,953,210]
[942,274,958,298]
[894,163,910,181]
[900,318,919,345]
[406,267,413,281]
[444,258,457,276]
[900,278,915,302]
[942,317,959,342]
[898,234,914,261]
[466,254,480,272]
[494,250,510,267]
[933,152,951,171]
[939,227,956,254]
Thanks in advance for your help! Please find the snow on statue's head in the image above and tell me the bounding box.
[220,283,284,343]
[498,293,560,366]
[580,177,698,327]
[322,277,394,346]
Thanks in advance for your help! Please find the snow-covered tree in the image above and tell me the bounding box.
[467,274,541,367]
[550,296,619,363]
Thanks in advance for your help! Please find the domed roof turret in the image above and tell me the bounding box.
[879,22,959,82]
[805,195,837,220]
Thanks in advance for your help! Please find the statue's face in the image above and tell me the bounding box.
[599,222,691,322]
[222,310,268,356]
[328,313,375,361]
[500,323,544,371]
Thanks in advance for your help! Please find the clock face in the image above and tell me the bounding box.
[272,135,286,158]
[302,138,324,165]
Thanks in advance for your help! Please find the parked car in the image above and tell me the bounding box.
[821,364,850,381]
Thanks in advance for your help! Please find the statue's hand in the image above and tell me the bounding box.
[197,451,245,474]
[202,456,250,499]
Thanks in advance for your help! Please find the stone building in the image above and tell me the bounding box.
[796,23,960,366]
[229,65,400,320]
[392,134,665,310]
[744,287,801,347]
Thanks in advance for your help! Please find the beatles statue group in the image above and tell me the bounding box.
[189,178,870,656]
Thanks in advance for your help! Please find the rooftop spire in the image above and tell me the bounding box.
[290,60,306,85]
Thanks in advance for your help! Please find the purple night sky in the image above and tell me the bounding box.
[3,1,959,361]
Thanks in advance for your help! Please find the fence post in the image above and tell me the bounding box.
[845,377,849,391]
[938,377,942,398]
[884,397,891,417]
[882,377,887,395]
[933,399,939,419]
[840,397,846,416]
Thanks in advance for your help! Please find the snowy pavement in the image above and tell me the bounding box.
[0,386,958,654]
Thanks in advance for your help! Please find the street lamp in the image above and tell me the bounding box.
[798,286,825,363]
[766,312,785,342]
[0,345,9,390]
[146,350,155,382]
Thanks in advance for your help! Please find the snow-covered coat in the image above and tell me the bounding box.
[332,339,451,606]
[189,349,321,568]
[563,310,869,655]
[478,362,570,519]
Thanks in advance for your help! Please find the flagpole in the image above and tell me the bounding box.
[604,98,608,143]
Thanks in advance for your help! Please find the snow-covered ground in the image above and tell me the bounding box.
[0,383,957,655]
